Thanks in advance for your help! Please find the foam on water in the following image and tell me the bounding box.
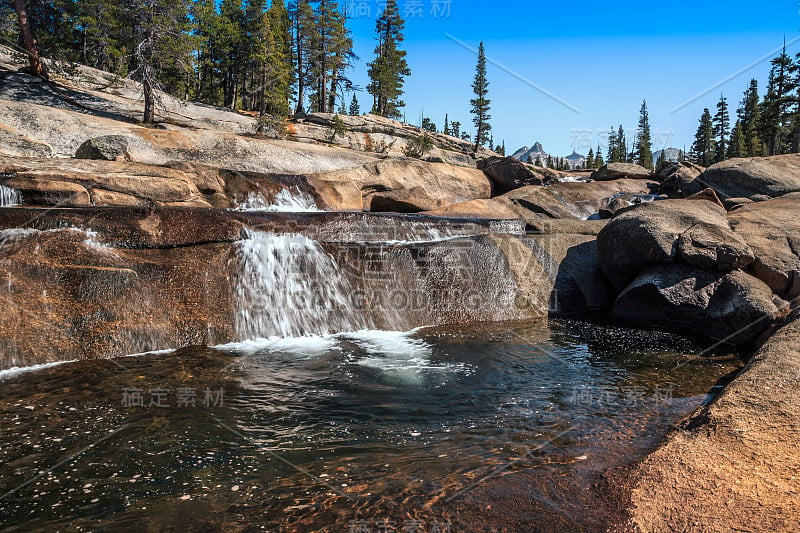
[215,335,339,357]
[0,360,75,380]
[341,329,474,383]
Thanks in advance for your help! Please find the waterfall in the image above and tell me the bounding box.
[0,185,21,207]
[237,187,320,212]
[233,230,371,340]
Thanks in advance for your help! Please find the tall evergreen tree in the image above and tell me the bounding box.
[443,114,450,135]
[737,79,763,157]
[607,127,619,163]
[366,0,409,118]
[289,0,314,114]
[728,119,745,159]
[617,125,627,162]
[635,100,653,169]
[264,0,292,116]
[308,0,353,113]
[760,44,795,155]
[349,93,360,115]
[691,108,716,166]
[595,143,604,167]
[713,94,730,162]
[586,148,594,169]
[469,41,491,152]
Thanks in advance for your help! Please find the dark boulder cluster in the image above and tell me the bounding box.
[596,196,796,346]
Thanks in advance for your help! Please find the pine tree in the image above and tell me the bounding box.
[728,120,745,159]
[690,108,716,167]
[349,93,360,115]
[470,41,491,152]
[713,94,730,163]
[451,121,460,138]
[443,114,450,136]
[617,125,627,162]
[366,0,409,118]
[737,79,763,157]
[760,45,795,155]
[595,143,604,167]
[76,0,126,75]
[607,127,619,163]
[586,148,594,169]
[308,0,353,113]
[264,0,292,116]
[635,100,653,169]
[289,0,315,114]
[655,149,666,169]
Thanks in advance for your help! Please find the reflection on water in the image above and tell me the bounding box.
[0,320,740,532]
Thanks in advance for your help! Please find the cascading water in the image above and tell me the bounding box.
[237,187,320,212]
[0,185,21,207]
[233,230,372,340]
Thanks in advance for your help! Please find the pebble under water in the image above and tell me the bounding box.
[0,319,740,532]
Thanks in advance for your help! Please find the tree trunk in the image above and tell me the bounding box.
[143,76,155,125]
[13,0,46,78]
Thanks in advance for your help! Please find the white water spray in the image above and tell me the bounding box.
[237,187,320,212]
[0,185,21,206]
[233,230,371,340]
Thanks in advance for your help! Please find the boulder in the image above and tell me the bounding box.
[75,135,133,161]
[685,187,724,209]
[698,154,800,199]
[477,156,545,193]
[729,197,800,298]
[597,200,754,291]
[590,162,651,181]
[655,160,704,197]
[612,265,784,346]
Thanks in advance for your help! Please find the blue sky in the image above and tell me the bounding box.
[341,0,800,156]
